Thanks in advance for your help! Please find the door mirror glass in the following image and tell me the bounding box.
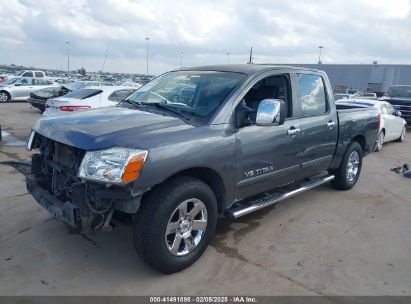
[256,99,286,126]
[395,110,402,117]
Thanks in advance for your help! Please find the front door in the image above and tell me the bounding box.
[234,73,303,201]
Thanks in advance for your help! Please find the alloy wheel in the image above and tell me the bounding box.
[0,92,8,103]
[400,127,406,141]
[346,151,360,183]
[376,132,384,151]
[165,198,208,257]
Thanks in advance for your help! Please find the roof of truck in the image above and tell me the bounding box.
[178,64,324,75]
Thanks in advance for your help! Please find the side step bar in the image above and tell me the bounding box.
[225,175,335,219]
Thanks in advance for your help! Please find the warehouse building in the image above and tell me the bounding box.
[283,63,411,95]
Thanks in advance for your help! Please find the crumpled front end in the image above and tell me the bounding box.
[26,133,144,232]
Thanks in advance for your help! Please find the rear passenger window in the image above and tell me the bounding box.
[35,72,44,78]
[297,74,327,116]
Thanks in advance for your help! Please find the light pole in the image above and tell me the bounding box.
[180,51,183,68]
[318,46,323,64]
[66,41,70,73]
[226,52,230,64]
[145,37,149,76]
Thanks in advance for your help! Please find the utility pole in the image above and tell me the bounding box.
[102,45,109,74]
[66,41,70,73]
[145,37,149,76]
[318,46,323,64]
[226,52,230,64]
[247,47,253,64]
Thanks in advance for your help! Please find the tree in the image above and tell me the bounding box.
[78,67,86,76]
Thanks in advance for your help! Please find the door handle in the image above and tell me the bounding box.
[288,128,301,136]
[327,121,336,128]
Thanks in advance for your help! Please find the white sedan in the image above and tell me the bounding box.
[336,99,407,151]
[43,86,136,117]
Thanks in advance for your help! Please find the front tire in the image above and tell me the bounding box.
[331,141,363,190]
[0,91,10,103]
[374,131,384,152]
[134,176,218,274]
[395,126,406,142]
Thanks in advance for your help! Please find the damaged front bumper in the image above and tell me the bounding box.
[26,172,145,232]
[26,174,79,227]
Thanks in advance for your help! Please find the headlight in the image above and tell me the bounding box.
[78,147,148,184]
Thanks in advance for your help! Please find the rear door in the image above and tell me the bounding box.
[289,73,338,179]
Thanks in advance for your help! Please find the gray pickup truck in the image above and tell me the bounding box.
[26,65,379,273]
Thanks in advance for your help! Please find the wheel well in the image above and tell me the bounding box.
[352,135,365,153]
[165,167,225,213]
[0,90,10,97]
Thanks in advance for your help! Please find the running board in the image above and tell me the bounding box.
[225,175,335,219]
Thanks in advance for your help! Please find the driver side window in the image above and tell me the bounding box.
[240,74,291,124]
[19,78,30,86]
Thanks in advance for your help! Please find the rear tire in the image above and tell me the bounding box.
[0,91,10,103]
[134,176,218,274]
[331,141,363,190]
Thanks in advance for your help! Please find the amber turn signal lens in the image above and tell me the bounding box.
[121,154,146,182]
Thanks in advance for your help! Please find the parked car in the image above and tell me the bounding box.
[26,65,379,274]
[0,77,58,102]
[43,86,136,116]
[9,70,47,79]
[356,92,377,100]
[0,76,7,83]
[28,81,114,111]
[379,85,411,124]
[336,99,406,151]
[48,78,74,85]
[334,93,355,101]
[12,70,47,79]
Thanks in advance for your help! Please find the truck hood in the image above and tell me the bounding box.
[32,106,195,150]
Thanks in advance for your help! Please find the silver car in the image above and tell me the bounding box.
[0,77,57,103]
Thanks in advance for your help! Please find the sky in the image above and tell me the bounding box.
[0,0,410,75]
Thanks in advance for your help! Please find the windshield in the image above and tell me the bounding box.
[126,71,245,121]
[387,86,411,98]
[1,78,21,85]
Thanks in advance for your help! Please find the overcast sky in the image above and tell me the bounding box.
[1,0,410,74]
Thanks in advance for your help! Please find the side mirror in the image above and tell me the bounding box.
[256,99,286,126]
[15,83,21,86]
[395,110,402,117]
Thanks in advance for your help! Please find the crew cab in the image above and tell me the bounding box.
[25,65,379,274]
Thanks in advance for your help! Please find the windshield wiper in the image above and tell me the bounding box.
[139,102,192,121]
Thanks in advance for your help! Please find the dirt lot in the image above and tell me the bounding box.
[0,102,411,296]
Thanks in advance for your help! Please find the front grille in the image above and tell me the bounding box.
[34,134,85,202]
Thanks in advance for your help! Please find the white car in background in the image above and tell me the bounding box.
[43,86,136,116]
[336,99,407,151]
[0,77,57,102]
